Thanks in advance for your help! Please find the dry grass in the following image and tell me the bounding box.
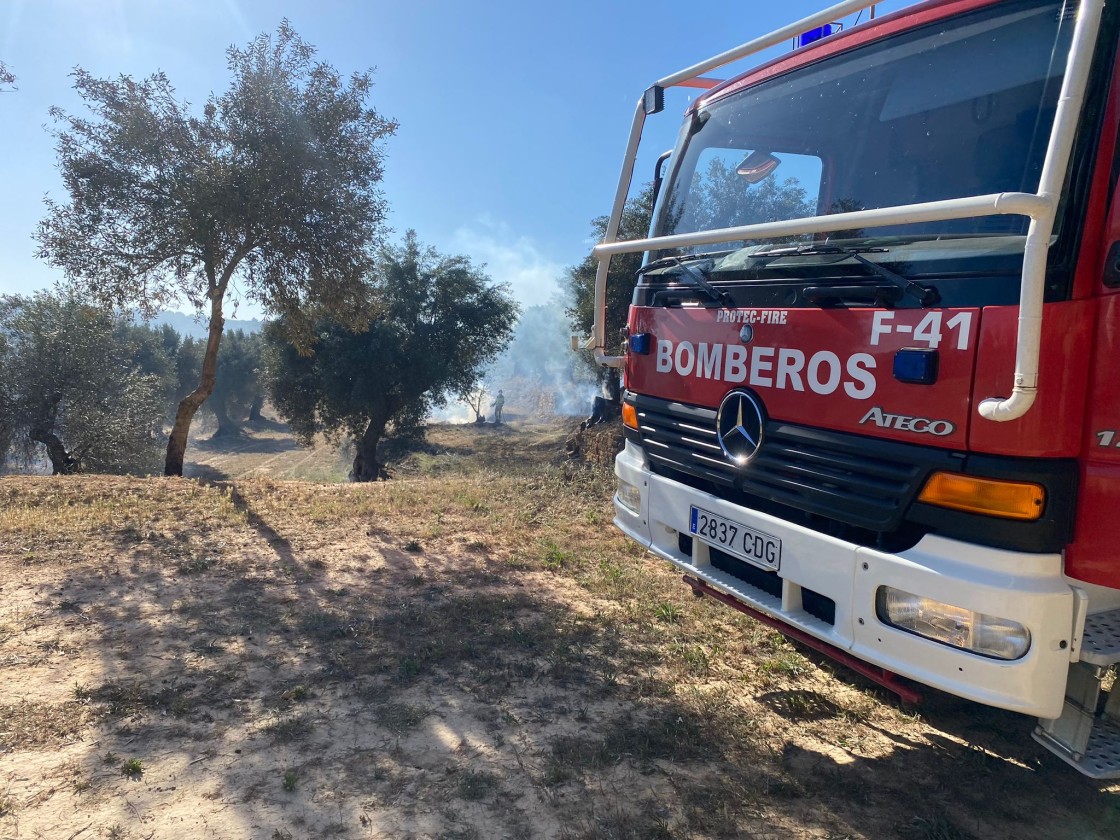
[0,420,1117,839]
[0,701,100,751]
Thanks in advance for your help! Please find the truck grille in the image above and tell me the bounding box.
[629,392,960,533]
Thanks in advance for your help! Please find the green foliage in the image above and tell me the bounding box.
[210,330,266,436]
[36,21,397,475]
[0,329,14,459]
[116,320,180,408]
[267,231,519,481]
[565,183,655,362]
[0,292,170,474]
[654,602,681,624]
[540,539,574,570]
[37,21,395,331]
[175,336,204,401]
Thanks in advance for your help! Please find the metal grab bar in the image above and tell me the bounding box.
[587,0,1105,426]
[592,193,1052,257]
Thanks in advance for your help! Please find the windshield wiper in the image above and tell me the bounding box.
[649,257,733,306]
[751,244,889,259]
[638,249,735,276]
[752,245,940,307]
[847,252,939,307]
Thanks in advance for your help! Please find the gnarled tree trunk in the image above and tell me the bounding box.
[165,290,225,476]
[350,411,390,482]
[30,425,78,475]
[211,394,239,438]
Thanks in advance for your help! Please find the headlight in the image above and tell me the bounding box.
[876,586,1031,661]
[616,478,642,514]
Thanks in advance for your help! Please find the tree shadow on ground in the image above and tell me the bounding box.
[191,434,299,455]
[183,462,229,481]
[247,415,288,432]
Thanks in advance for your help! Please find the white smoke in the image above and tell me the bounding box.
[428,223,598,424]
[429,297,597,424]
[450,218,564,308]
[484,298,598,418]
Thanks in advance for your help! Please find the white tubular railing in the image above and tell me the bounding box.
[588,0,1105,426]
[593,193,1052,257]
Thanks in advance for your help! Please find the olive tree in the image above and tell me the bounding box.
[565,183,655,366]
[565,184,655,406]
[37,22,396,476]
[0,293,169,474]
[267,232,519,481]
[0,330,14,461]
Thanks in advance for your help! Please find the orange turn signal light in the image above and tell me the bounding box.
[622,402,639,430]
[917,472,1045,521]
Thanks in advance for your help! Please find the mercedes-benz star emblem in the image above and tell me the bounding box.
[738,324,754,343]
[716,390,765,466]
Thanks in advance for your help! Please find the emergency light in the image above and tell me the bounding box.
[893,348,938,384]
[798,24,834,47]
[628,333,652,355]
[794,18,845,51]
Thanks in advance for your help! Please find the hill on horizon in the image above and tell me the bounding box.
[148,309,263,338]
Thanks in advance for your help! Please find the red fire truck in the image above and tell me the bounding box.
[587,0,1120,777]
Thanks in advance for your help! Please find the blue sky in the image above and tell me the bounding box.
[0,0,915,316]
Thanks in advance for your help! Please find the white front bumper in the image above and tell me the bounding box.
[614,441,1075,718]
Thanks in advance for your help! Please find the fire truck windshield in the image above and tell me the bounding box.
[652,0,1077,276]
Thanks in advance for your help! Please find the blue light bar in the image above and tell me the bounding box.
[798,24,834,48]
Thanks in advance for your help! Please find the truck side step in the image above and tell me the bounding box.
[1079,609,1120,666]
[1033,608,1120,779]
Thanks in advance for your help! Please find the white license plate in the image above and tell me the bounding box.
[689,506,781,572]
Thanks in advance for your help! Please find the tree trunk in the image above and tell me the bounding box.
[248,394,264,424]
[211,394,238,438]
[165,291,225,476]
[30,425,77,475]
[350,414,389,482]
[605,368,621,403]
